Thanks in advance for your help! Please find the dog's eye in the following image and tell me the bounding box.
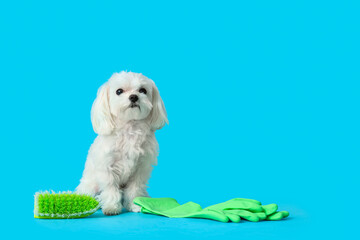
[139,88,147,94]
[116,89,124,95]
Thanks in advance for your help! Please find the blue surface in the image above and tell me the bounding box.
[1,0,359,239]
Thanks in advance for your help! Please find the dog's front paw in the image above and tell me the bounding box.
[129,204,141,213]
[102,205,122,216]
[127,203,141,213]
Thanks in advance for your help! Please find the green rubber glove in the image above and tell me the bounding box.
[133,197,229,222]
[204,198,289,222]
[133,197,289,223]
[204,198,265,222]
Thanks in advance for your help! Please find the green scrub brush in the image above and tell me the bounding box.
[34,191,100,219]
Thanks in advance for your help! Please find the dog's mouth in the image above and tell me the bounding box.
[129,103,140,110]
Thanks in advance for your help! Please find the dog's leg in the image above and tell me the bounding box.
[97,171,123,216]
[123,182,148,212]
[123,161,152,212]
[99,186,123,215]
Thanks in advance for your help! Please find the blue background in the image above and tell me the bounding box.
[1,0,359,239]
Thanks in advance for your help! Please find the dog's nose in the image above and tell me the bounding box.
[129,94,139,103]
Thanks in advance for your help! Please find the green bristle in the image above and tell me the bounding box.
[34,191,100,219]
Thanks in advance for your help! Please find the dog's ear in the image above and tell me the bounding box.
[91,82,115,135]
[148,81,168,131]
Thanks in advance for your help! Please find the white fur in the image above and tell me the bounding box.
[76,71,168,215]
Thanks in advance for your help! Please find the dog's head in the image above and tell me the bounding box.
[91,71,168,135]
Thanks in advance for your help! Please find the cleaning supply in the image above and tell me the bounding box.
[34,191,100,219]
[135,197,230,222]
[133,197,289,223]
[33,191,290,222]
[204,198,289,222]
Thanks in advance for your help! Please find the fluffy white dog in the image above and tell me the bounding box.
[76,71,168,215]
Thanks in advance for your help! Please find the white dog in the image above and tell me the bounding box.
[76,71,168,215]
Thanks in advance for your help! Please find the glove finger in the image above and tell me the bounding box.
[255,212,267,220]
[188,209,229,223]
[224,212,241,223]
[266,211,290,221]
[262,204,278,216]
[226,209,260,222]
